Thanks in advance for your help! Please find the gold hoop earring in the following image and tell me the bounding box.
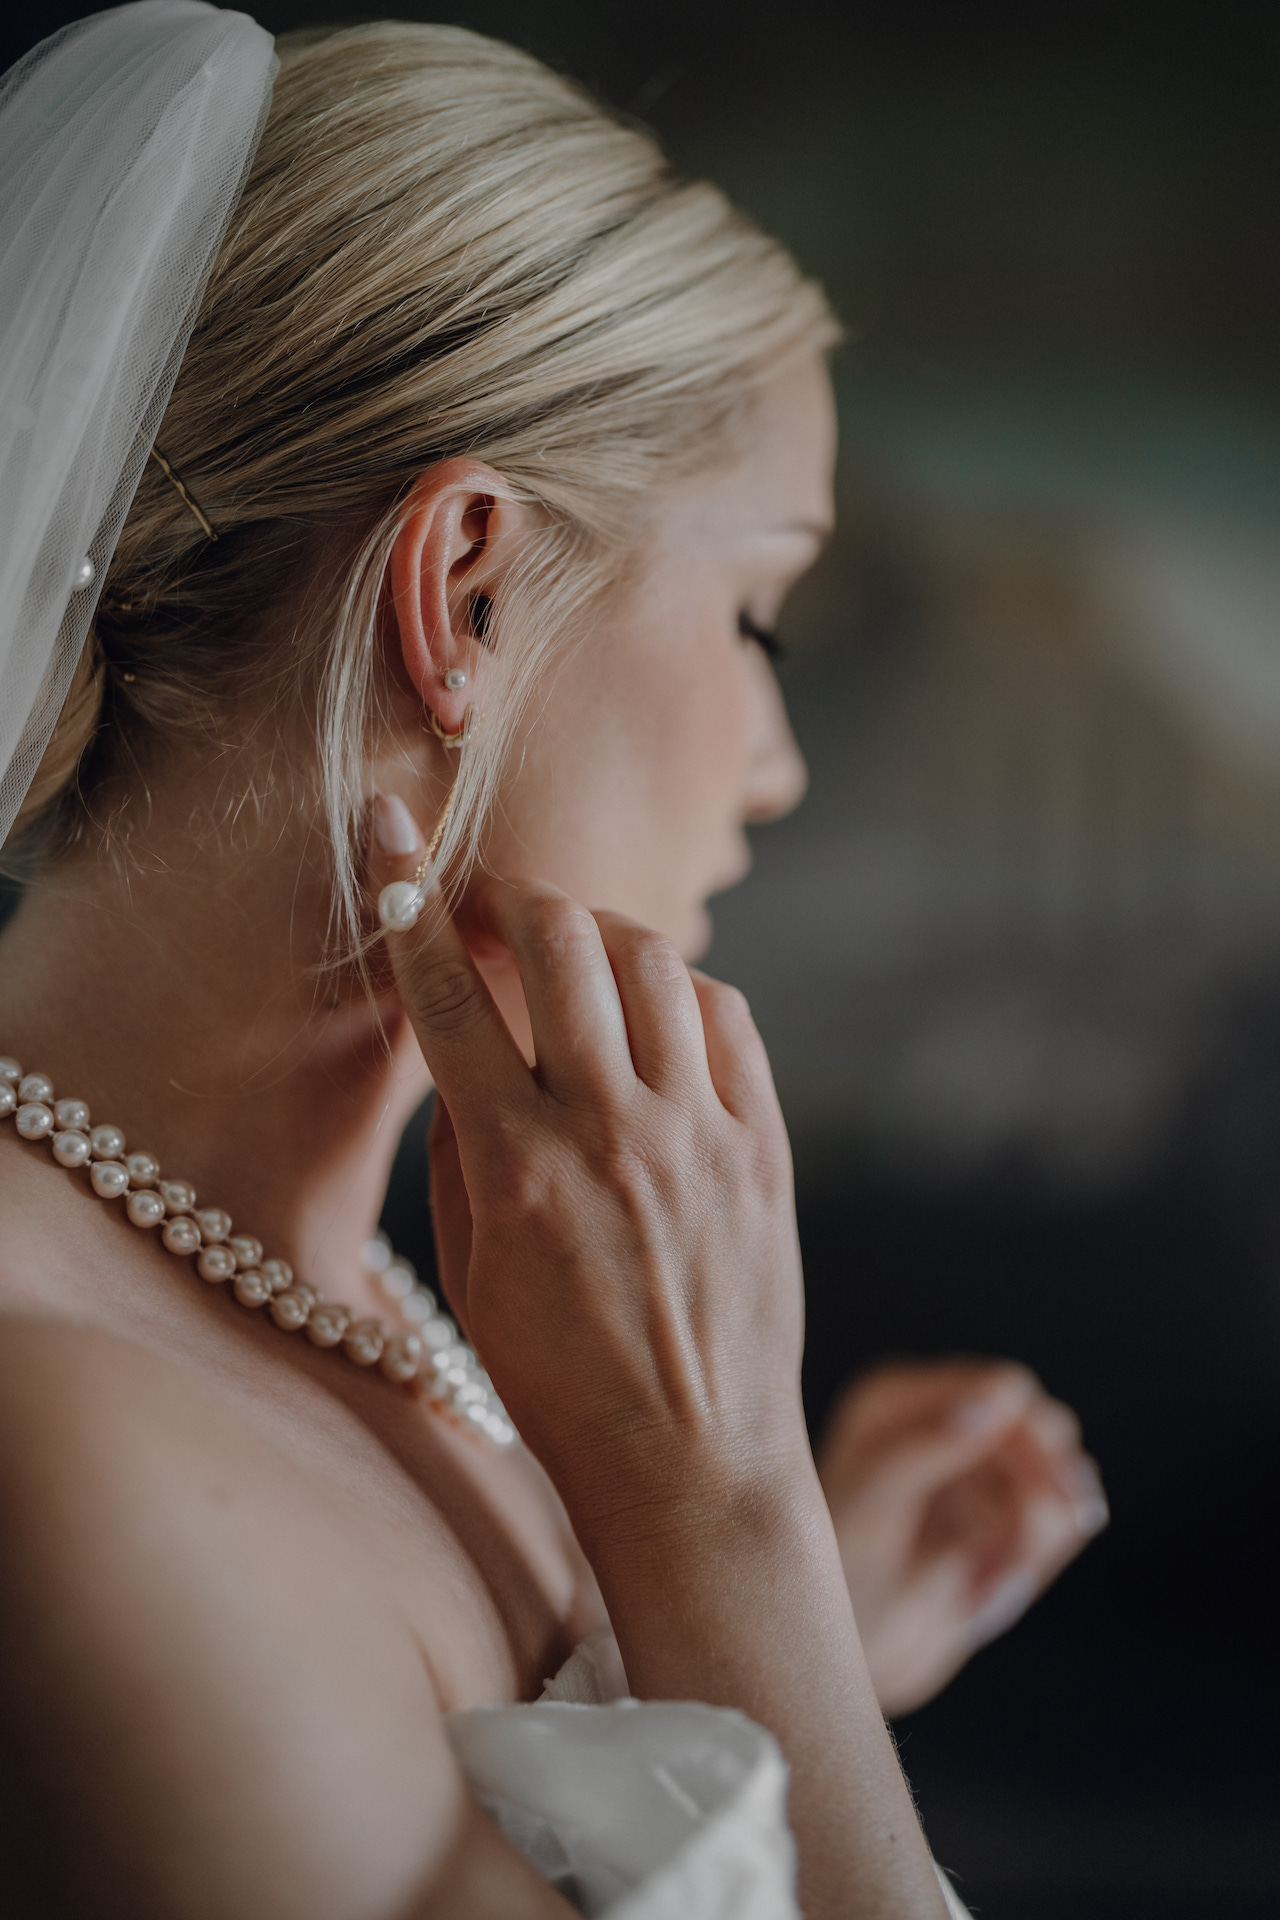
[429,706,479,749]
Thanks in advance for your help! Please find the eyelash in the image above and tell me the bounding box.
[737,612,786,661]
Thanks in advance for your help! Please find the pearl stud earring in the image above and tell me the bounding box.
[444,668,468,691]
[73,557,96,590]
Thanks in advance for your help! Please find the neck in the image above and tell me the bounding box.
[0,795,430,1299]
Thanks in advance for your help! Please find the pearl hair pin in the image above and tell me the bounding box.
[0,1054,515,1447]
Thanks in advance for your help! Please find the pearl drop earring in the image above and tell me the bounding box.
[444,668,468,691]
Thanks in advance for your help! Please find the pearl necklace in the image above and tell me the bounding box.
[0,1054,515,1448]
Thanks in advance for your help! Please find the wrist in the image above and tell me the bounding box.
[572,1432,832,1597]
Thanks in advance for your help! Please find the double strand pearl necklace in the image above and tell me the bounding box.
[0,1054,515,1448]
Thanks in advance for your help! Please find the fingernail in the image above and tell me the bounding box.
[1066,1460,1109,1534]
[374,793,422,859]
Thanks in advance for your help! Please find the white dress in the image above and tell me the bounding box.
[447,1627,971,1918]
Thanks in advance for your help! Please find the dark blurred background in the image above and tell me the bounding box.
[9,3,1280,1912]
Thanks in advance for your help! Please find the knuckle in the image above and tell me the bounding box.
[496,1153,560,1230]
[616,927,684,986]
[405,952,483,1033]
[705,978,753,1023]
[525,898,597,968]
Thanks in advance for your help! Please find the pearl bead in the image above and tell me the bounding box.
[306,1303,351,1347]
[269,1288,311,1331]
[52,1129,92,1168]
[377,880,426,933]
[400,1289,438,1322]
[159,1178,196,1215]
[260,1258,293,1293]
[16,1102,54,1140]
[343,1317,386,1366]
[232,1267,272,1307]
[197,1244,237,1283]
[126,1189,166,1229]
[380,1331,423,1383]
[162,1215,201,1256]
[73,556,96,590]
[90,1160,130,1200]
[3,1036,514,1442]
[378,1262,416,1300]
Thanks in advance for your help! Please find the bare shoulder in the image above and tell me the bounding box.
[0,1314,302,1521]
[0,1318,569,1918]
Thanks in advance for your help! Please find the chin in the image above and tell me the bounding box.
[680,903,714,964]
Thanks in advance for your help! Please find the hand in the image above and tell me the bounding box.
[371,813,952,1920]
[817,1359,1108,1716]
[373,845,812,1552]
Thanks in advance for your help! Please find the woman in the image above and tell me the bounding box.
[0,8,1104,1914]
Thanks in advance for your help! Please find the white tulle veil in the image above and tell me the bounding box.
[0,1,276,847]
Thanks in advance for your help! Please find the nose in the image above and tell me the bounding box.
[742,655,808,825]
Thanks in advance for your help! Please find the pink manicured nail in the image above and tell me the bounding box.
[374,793,422,859]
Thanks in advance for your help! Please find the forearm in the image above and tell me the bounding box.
[585,1462,949,1920]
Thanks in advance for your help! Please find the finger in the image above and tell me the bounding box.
[592,911,710,1097]
[958,1567,1040,1654]
[1022,1394,1083,1461]
[819,1361,1038,1483]
[368,797,533,1134]
[826,1399,1035,1519]
[949,1431,1105,1602]
[474,878,634,1107]
[688,970,782,1125]
[1004,1481,1095,1592]
[996,1419,1110,1542]
[428,1097,473,1333]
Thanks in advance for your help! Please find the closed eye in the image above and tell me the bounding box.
[737,612,786,661]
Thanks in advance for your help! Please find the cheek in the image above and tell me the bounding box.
[481,606,750,932]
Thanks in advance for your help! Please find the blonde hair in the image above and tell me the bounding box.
[14,21,836,954]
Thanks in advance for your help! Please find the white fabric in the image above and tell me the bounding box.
[448,1629,799,1918]
[0,1,276,845]
[448,1626,972,1918]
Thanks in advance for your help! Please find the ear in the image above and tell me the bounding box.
[389,459,532,737]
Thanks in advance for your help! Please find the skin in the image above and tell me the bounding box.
[0,354,1103,1917]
